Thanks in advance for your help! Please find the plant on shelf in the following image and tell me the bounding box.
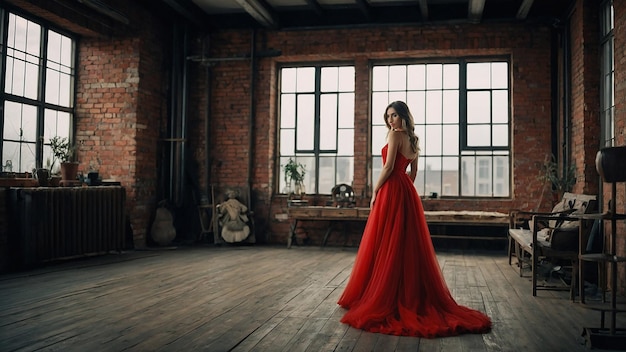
[49,136,78,181]
[282,158,306,194]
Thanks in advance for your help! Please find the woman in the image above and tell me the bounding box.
[337,101,492,337]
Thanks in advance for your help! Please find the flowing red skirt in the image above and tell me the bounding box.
[337,149,492,337]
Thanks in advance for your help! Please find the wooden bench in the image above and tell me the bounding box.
[287,206,509,248]
[508,192,597,298]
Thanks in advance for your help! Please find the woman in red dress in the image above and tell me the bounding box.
[337,101,492,337]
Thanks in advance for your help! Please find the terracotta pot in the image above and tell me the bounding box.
[60,162,79,181]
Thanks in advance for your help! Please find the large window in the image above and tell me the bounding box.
[1,11,76,174]
[278,65,355,194]
[600,0,614,147]
[371,60,510,197]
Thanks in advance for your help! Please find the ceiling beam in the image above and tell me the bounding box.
[417,0,429,21]
[304,0,324,17]
[158,0,209,27]
[235,0,279,28]
[516,0,535,20]
[355,0,371,20]
[77,0,129,25]
[468,0,485,23]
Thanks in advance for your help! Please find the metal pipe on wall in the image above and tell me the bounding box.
[247,29,257,205]
[166,21,189,207]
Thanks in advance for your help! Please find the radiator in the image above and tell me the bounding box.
[8,186,126,269]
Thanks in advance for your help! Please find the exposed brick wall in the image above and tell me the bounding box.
[569,0,601,198]
[9,0,186,249]
[206,22,560,245]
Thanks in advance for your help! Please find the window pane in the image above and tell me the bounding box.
[338,93,354,128]
[442,125,458,155]
[337,129,353,156]
[24,62,38,99]
[372,125,387,155]
[46,69,60,104]
[426,64,442,89]
[461,156,476,196]
[2,141,36,173]
[442,90,459,123]
[296,67,315,92]
[338,66,355,92]
[336,156,353,185]
[372,92,389,122]
[372,66,389,91]
[407,91,425,124]
[492,90,508,123]
[320,94,338,150]
[441,157,459,196]
[44,109,71,142]
[319,156,335,193]
[321,67,338,92]
[424,156,441,195]
[467,91,490,123]
[281,94,296,128]
[443,64,459,89]
[389,65,407,91]
[467,62,490,89]
[281,68,297,92]
[372,156,382,188]
[425,90,442,124]
[491,62,508,89]
[425,125,442,155]
[296,95,315,150]
[407,64,425,90]
[280,129,295,155]
[492,125,508,147]
[467,125,490,146]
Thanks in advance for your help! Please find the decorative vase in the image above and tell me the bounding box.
[35,168,50,186]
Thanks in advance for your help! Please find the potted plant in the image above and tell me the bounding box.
[539,154,576,203]
[282,158,306,194]
[50,136,78,181]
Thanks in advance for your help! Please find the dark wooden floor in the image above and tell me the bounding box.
[0,245,624,352]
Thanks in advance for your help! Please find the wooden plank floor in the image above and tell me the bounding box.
[0,245,624,352]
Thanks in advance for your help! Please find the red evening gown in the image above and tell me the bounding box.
[337,144,492,337]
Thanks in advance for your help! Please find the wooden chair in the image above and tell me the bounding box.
[508,192,597,299]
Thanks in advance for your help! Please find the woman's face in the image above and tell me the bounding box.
[386,107,401,130]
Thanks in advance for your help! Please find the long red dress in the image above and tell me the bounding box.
[337,144,492,337]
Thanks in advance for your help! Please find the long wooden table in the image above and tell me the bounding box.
[287,206,509,248]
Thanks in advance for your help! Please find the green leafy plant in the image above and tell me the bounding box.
[282,158,306,184]
[49,136,75,172]
[540,154,576,194]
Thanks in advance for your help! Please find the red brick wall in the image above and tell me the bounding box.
[74,2,170,248]
[205,22,560,245]
[569,0,601,198]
